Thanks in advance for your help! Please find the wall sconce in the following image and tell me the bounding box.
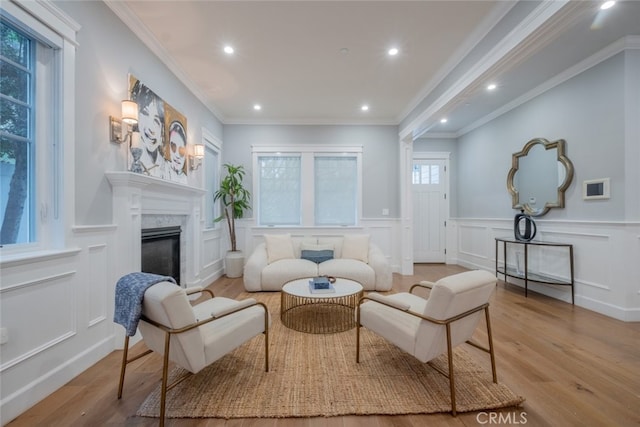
[110,100,138,144]
[190,144,205,170]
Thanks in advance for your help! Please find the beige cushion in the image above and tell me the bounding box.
[139,283,270,375]
[264,234,295,264]
[318,259,375,288]
[359,270,496,364]
[342,234,370,263]
[359,292,427,357]
[261,258,319,290]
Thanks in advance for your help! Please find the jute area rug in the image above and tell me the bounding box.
[137,292,524,419]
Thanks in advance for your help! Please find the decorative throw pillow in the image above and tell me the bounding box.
[300,243,334,264]
[341,234,370,263]
[264,234,295,264]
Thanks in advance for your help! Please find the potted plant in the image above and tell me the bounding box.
[214,163,251,278]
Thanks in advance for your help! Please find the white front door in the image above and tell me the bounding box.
[412,158,447,263]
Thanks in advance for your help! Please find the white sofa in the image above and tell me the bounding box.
[243,234,392,292]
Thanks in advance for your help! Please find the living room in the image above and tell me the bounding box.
[1,0,639,425]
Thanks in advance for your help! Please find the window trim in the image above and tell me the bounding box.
[252,145,363,227]
[0,0,78,255]
[202,128,222,230]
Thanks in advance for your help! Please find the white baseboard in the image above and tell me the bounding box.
[0,336,114,426]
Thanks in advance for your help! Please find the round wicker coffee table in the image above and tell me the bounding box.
[281,277,364,334]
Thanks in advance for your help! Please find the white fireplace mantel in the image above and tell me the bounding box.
[106,171,205,199]
[106,172,206,287]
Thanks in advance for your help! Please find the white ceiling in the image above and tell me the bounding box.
[108,1,640,137]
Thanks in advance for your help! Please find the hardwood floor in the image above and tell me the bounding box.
[7,264,640,427]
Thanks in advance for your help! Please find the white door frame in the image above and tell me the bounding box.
[412,152,450,263]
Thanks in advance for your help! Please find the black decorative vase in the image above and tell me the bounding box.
[514,210,537,242]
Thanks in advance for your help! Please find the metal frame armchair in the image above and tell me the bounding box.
[356,270,497,416]
[117,282,270,426]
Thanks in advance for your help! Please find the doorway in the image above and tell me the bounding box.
[412,156,449,263]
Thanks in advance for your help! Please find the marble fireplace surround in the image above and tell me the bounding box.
[106,172,206,286]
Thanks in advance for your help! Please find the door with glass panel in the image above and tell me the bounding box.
[412,159,447,263]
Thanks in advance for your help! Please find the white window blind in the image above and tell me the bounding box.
[258,155,301,225]
[314,156,357,225]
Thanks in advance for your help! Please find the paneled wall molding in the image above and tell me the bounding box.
[0,226,116,422]
[72,224,117,233]
[0,271,76,293]
[449,217,640,322]
[0,331,76,373]
[0,248,81,269]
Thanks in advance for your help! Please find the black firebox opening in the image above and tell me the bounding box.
[141,226,181,285]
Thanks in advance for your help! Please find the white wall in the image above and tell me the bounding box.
[222,124,402,271]
[450,49,640,321]
[0,1,224,424]
[67,0,223,225]
[2,3,638,425]
[457,52,628,220]
[223,124,400,219]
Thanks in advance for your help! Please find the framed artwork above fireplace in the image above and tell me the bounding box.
[127,74,188,184]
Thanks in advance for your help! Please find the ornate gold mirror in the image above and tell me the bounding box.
[507,138,574,216]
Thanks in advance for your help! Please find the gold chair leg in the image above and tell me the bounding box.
[117,336,130,399]
[159,332,171,427]
[263,304,270,372]
[485,306,497,383]
[356,306,361,363]
[445,324,457,416]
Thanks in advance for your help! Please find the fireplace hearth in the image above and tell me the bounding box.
[141,226,181,285]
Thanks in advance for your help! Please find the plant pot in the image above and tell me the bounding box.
[225,250,244,278]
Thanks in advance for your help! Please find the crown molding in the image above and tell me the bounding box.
[400,0,577,141]
[415,132,458,140]
[103,0,226,124]
[224,117,399,127]
[397,1,517,123]
[6,0,81,45]
[458,35,640,137]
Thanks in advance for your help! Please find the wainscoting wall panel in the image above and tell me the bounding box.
[200,228,224,286]
[457,223,492,263]
[0,226,117,424]
[0,270,76,372]
[450,218,640,321]
[87,244,108,328]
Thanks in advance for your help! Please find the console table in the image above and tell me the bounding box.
[495,238,574,304]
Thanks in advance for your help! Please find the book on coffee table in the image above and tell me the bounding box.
[309,277,336,293]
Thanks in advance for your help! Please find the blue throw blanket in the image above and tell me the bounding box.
[114,272,176,336]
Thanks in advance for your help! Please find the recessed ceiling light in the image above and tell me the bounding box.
[339,47,350,55]
[388,47,399,56]
[224,45,234,55]
[440,118,448,124]
[601,1,615,10]
[361,105,369,112]
[253,104,262,111]
[487,83,497,91]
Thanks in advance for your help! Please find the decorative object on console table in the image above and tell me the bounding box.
[214,163,251,278]
[513,209,536,242]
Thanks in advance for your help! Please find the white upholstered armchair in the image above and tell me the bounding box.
[356,270,497,416]
[117,282,270,426]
